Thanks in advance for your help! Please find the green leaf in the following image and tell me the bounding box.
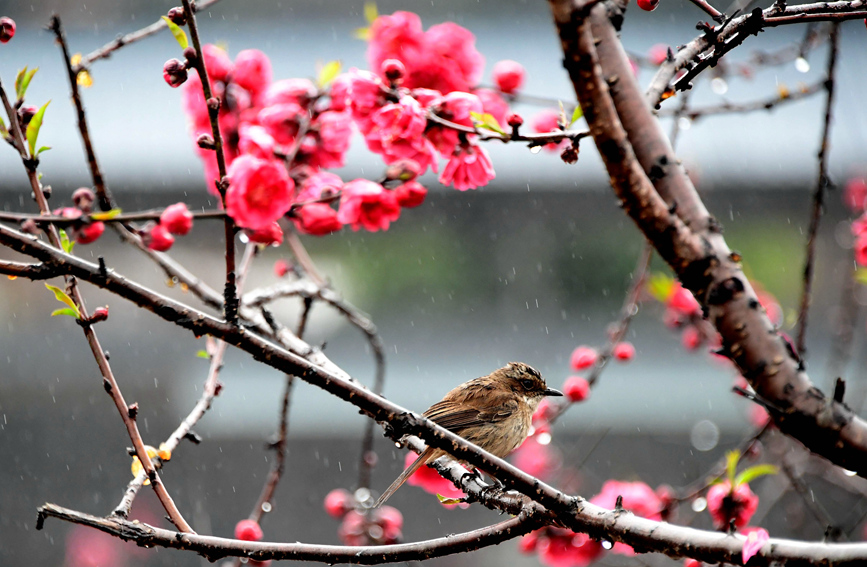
[51,307,80,318]
[14,67,27,99]
[161,16,189,50]
[735,464,778,487]
[17,67,38,100]
[90,208,122,221]
[37,146,51,155]
[364,2,378,23]
[317,60,342,89]
[353,27,370,40]
[855,267,867,285]
[0,116,6,136]
[646,272,674,303]
[59,229,75,254]
[195,349,210,359]
[45,283,80,319]
[725,450,739,486]
[435,493,464,505]
[470,111,506,135]
[570,105,584,125]
[25,100,50,157]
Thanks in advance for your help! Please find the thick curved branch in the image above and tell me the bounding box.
[550,0,867,477]
[8,225,867,564]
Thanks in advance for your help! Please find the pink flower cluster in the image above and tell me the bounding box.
[323,487,403,545]
[846,177,867,266]
[519,480,668,566]
[706,480,759,530]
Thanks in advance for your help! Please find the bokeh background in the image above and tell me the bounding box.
[1,0,867,565]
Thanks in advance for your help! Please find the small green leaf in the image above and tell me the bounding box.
[855,267,867,285]
[14,67,27,99]
[470,111,506,135]
[161,16,189,50]
[25,100,50,157]
[646,272,675,303]
[59,229,75,254]
[37,146,51,155]
[735,464,778,487]
[353,27,371,40]
[90,208,122,221]
[45,283,81,319]
[435,493,464,505]
[725,450,739,486]
[0,116,6,136]
[195,349,210,359]
[364,1,378,23]
[51,307,80,318]
[317,60,342,89]
[17,67,38,100]
[570,105,584,125]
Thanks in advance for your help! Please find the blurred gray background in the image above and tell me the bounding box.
[1,0,867,565]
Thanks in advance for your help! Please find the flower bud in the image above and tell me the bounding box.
[385,159,422,182]
[144,222,174,252]
[18,105,37,127]
[160,202,194,235]
[492,60,525,94]
[167,7,186,26]
[196,133,216,150]
[89,306,109,324]
[75,221,105,245]
[162,58,188,88]
[560,144,579,164]
[182,46,198,64]
[207,97,221,110]
[0,17,15,44]
[235,519,264,541]
[20,218,39,235]
[506,113,524,128]
[381,59,405,84]
[72,187,96,212]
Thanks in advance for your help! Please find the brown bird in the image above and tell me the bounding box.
[374,362,562,507]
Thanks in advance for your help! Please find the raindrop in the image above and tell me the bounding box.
[710,77,728,95]
[368,525,384,539]
[601,540,613,550]
[355,487,372,503]
[690,420,719,452]
[239,232,250,244]
[530,145,542,154]
[537,432,552,446]
[677,117,691,131]
[794,57,810,73]
[844,469,857,477]
[692,497,707,512]
[261,502,272,513]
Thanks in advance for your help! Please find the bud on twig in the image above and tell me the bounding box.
[0,17,15,44]
[88,306,109,324]
[72,187,95,212]
[196,134,216,150]
[167,7,186,26]
[163,59,188,88]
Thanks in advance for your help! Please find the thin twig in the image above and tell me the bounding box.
[0,208,227,225]
[74,0,223,71]
[780,459,845,541]
[180,0,238,324]
[796,23,840,358]
[426,110,590,148]
[656,80,823,120]
[688,0,725,21]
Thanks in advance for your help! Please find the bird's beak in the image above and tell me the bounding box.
[544,387,563,397]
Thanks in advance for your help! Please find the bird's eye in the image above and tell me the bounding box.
[520,379,535,390]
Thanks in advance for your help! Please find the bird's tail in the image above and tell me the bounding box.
[373,447,435,508]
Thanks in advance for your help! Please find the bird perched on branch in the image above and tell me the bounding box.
[374,362,562,507]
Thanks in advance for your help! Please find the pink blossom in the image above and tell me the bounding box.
[65,524,125,567]
[439,145,495,190]
[532,109,568,151]
[411,88,444,108]
[512,435,561,480]
[246,222,284,246]
[589,480,663,555]
[366,96,438,173]
[238,125,277,160]
[403,452,467,507]
[324,488,354,518]
[667,283,701,317]
[316,110,353,153]
[563,376,590,402]
[145,223,175,252]
[741,527,769,563]
[182,73,210,131]
[473,88,510,127]
[612,341,635,362]
[426,92,483,157]
[258,102,307,147]
[297,171,343,201]
[0,17,15,44]
[235,519,264,541]
[533,528,603,567]
[394,181,427,208]
[492,60,526,94]
[328,74,352,111]
[263,78,317,107]
[75,222,105,245]
[856,233,867,266]
[706,480,759,530]
[273,259,291,277]
[201,44,234,84]
[231,49,272,97]
[368,12,426,84]
[570,346,597,370]
[844,177,867,212]
[348,70,388,133]
[160,202,193,235]
[226,156,295,230]
[851,212,867,237]
[294,203,342,236]
[648,44,670,65]
[337,180,401,232]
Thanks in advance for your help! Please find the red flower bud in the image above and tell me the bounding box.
[569,346,597,370]
[72,187,96,212]
[563,376,590,402]
[167,7,186,26]
[506,113,524,128]
[381,59,406,84]
[75,221,105,245]
[324,488,354,519]
[160,202,194,235]
[492,60,526,94]
[273,259,291,278]
[637,0,660,11]
[196,133,216,150]
[234,519,264,541]
[144,223,175,252]
[0,17,15,44]
[162,58,188,88]
[89,306,109,324]
[612,341,635,362]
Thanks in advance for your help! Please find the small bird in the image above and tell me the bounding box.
[374,362,562,507]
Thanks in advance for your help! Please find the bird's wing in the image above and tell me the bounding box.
[423,398,519,433]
